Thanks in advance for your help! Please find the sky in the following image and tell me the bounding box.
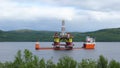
[0,0,120,32]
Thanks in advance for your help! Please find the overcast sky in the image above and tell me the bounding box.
[0,0,120,32]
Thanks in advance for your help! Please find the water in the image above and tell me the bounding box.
[0,42,120,62]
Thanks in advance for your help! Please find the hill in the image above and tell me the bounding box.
[0,28,120,42]
[73,28,120,42]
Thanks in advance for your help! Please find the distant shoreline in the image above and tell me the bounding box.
[0,28,120,42]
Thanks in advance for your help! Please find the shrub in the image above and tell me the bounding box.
[78,59,96,68]
[108,60,120,68]
[97,55,108,68]
[57,56,77,68]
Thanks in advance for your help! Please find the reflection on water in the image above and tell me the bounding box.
[0,42,120,62]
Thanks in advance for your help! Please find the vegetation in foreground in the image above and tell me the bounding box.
[0,49,120,68]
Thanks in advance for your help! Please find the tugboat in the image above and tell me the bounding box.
[83,36,95,49]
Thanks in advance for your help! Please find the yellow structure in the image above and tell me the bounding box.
[54,37,60,43]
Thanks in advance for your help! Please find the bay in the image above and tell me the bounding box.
[0,42,120,62]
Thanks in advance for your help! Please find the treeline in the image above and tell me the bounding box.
[0,28,120,42]
[0,49,120,68]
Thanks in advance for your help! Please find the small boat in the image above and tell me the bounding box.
[83,36,95,49]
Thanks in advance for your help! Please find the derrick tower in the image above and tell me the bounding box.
[61,20,66,36]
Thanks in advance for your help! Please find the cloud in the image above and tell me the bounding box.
[0,0,120,32]
[45,0,120,13]
[21,0,120,11]
[87,11,120,21]
[1,0,120,21]
[0,0,76,21]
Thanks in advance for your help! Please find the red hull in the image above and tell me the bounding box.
[35,47,82,50]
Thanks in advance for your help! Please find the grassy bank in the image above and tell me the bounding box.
[0,49,120,68]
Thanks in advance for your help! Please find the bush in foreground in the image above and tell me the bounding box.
[0,49,120,68]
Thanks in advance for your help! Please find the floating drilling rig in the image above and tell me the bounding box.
[52,20,74,50]
[35,20,95,50]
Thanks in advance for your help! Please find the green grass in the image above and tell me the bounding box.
[0,49,120,68]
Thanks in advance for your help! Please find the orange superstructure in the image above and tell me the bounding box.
[83,43,95,49]
[82,36,95,49]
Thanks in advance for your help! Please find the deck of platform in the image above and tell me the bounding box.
[36,47,82,50]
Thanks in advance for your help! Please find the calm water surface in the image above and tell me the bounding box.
[0,42,120,62]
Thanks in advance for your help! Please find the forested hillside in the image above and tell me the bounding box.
[0,28,120,42]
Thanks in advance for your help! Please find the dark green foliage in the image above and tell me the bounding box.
[108,60,120,68]
[97,55,108,68]
[78,59,96,68]
[13,50,23,68]
[57,56,77,68]
[46,59,56,68]
[0,28,120,42]
[39,58,46,68]
[0,29,55,42]
[0,50,120,68]
[0,62,4,68]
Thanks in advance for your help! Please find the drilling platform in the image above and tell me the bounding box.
[52,20,74,50]
[35,20,95,50]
